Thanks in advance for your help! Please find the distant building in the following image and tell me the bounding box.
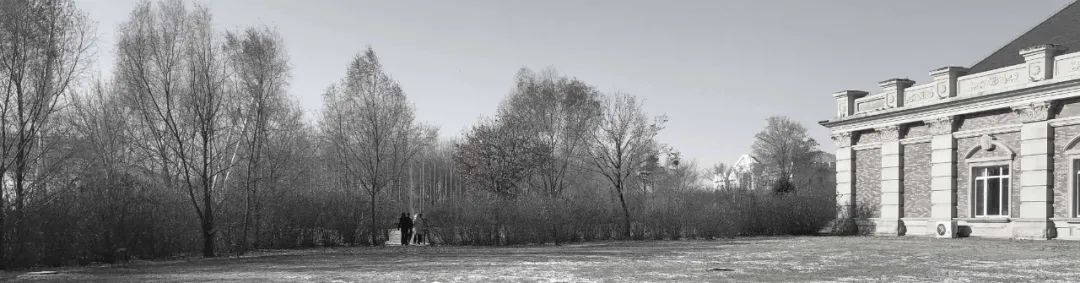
[821,2,1080,240]
[712,154,759,190]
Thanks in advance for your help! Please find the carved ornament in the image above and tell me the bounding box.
[1012,101,1053,123]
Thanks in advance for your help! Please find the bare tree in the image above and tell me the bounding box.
[0,0,93,265]
[116,0,244,257]
[709,163,732,189]
[499,68,602,244]
[321,48,433,246]
[585,94,663,239]
[224,26,289,254]
[454,118,547,199]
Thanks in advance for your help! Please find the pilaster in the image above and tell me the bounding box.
[1013,101,1055,239]
[832,131,857,234]
[928,117,956,221]
[878,125,904,235]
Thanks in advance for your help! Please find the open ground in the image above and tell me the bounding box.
[4,236,1080,282]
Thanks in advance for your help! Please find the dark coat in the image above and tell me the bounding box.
[398,214,413,230]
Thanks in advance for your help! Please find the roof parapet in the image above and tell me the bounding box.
[826,43,1080,124]
[878,78,915,108]
[832,90,869,119]
[1021,44,1067,82]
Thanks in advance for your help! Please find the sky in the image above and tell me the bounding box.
[77,0,1074,169]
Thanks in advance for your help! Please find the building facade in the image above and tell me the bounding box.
[712,154,758,190]
[820,2,1080,239]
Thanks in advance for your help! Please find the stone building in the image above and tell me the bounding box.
[820,2,1080,239]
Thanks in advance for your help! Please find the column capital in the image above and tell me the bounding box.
[831,131,853,147]
[926,116,955,135]
[877,125,902,141]
[1011,101,1054,123]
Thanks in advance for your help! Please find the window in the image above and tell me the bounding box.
[1074,160,1080,217]
[973,165,1009,217]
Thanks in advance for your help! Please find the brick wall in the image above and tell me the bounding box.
[855,130,880,146]
[1054,124,1080,218]
[905,123,931,139]
[903,142,931,218]
[855,149,881,218]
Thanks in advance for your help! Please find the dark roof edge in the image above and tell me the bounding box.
[969,0,1079,72]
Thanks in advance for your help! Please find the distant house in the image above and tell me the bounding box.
[712,154,759,190]
[820,2,1080,240]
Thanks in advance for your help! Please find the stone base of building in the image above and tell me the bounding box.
[873,219,905,236]
[1051,219,1080,240]
[839,218,1080,240]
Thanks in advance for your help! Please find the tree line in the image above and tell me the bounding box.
[0,0,835,268]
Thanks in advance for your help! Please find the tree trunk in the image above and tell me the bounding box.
[617,187,632,239]
[1,183,4,269]
[369,192,377,246]
[201,217,215,257]
[202,191,216,257]
[240,190,252,254]
[12,146,25,263]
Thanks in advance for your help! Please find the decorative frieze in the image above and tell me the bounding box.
[957,65,1025,96]
[1053,52,1080,79]
[903,84,938,107]
[1012,101,1054,123]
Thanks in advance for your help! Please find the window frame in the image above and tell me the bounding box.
[970,164,1011,218]
[1071,158,1080,218]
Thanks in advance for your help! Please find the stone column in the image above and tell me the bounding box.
[1014,101,1055,239]
[878,125,904,235]
[832,131,857,234]
[928,117,956,224]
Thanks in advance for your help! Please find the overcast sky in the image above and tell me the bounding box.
[78,0,1072,168]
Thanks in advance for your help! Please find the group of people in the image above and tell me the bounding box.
[396,212,426,246]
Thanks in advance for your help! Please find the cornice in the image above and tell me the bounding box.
[821,79,1080,132]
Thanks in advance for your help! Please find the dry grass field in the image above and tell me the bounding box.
[5,236,1080,282]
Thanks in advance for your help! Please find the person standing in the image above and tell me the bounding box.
[412,213,425,245]
[397,213,413,246]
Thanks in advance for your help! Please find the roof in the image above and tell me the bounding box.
[969,1,1080,73]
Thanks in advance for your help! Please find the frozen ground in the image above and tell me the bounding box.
[5,236,1080,282]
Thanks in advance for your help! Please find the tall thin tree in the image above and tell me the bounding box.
[0,0,93,265]
[586,94,663,239]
